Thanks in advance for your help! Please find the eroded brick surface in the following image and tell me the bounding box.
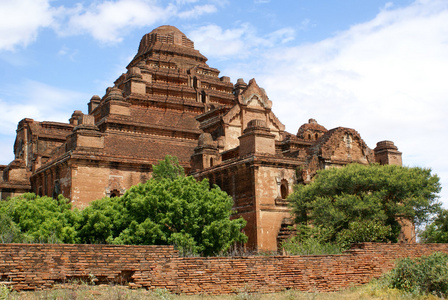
[0,243,447,294]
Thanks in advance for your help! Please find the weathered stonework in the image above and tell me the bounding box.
[0,25,404,251]
[1,243,447,293]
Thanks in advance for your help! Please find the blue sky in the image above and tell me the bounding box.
[1,0,447,206]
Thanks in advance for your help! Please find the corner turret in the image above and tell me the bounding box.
[374,140,402,166]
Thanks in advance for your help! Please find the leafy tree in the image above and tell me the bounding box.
[78,156,247,255]
[117,177,247,255]
[335,220,392,249]
[0,213,25,243]
[420,209,448,243]
[288,164,441,248]
[152,155,185,181]
[0,193,79,243]
[76,196,126,244]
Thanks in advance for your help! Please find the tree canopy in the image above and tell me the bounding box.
[420,209,448,243]
[287,163,441,249]
[77,176,247,255]
[0,193,78,243]
[77,155,247,255]
[151,155,185,181]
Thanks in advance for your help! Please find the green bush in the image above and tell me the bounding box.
[281,225,343,255]
[281,220,392,255]
[282,236,343,255]
[76,155,247,255]
[0,193,79,243]
[335,220,392,249]
[386,252,448,296]
[0,283,12,299]
[289,164,441,245]
[0,213,26,243]
[420,209,448,243]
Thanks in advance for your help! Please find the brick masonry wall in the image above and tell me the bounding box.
[1,243,448,294]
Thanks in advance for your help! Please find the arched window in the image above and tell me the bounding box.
[52,181,61,199]
[110,189,120,198]
[210,157,214,167]
[280,180,289,200]
[307,133,311,140]
[315,133,319,140]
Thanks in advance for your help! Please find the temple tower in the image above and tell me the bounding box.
[374,140,402,166]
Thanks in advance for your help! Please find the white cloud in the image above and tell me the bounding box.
[266,27,295,44]
[177,4,217,19]
[188,23,295,59]
[0,79,89,164]
[61,0,175,43]
[176,0,200,4]
[57,46,79,61]
[56,0,220,44]
[0,80,88,137]
[0,0,55,50]
[189,24,249,58]
[258,0,448,135]
[0,0,222,49]
[0,135,15,166]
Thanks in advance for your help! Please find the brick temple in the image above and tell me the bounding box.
[0,25,404,251]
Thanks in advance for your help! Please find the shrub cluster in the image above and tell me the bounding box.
[281,219,392,255]
[386,252,448,296]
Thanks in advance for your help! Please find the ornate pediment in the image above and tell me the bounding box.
[222,105,241,125]
[240,79,272,109]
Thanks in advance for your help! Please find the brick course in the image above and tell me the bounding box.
[1,243,447,294]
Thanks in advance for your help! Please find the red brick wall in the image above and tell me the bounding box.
[1,243,448,294]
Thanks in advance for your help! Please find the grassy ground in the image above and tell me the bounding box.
[0,281,443,300]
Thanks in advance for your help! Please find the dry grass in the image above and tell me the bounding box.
[0,281,444,300]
